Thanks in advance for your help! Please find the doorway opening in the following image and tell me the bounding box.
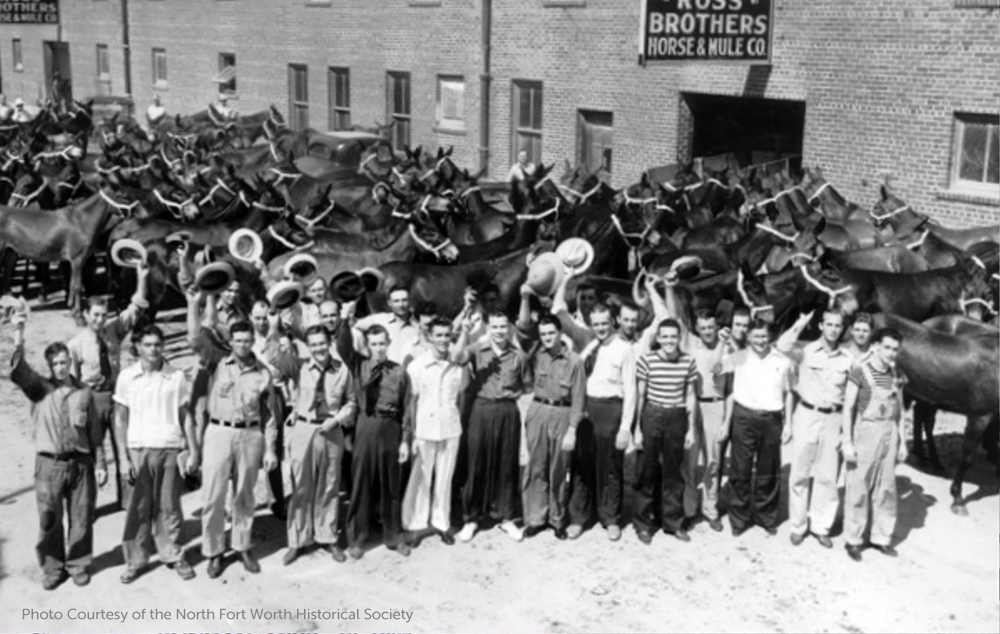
[43,41,72,105]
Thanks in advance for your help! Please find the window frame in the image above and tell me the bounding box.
[950,112,1000,198]
[436,75,465,132]
[288,64,309,131]
[12,39,23,72]
[577,109,614,178]
[152,47,168,89]
[511,80,543,166]
[96,43,110,80]
[217,52,236,96]
[386,71,411,152]
[328,67,351,132]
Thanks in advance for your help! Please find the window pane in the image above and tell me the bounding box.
[959,123,988,182]
[334,111,350,131]
[987,125,1000,184]
[531,87,543,130]
[519,86,531,128]
[401,76,410,115]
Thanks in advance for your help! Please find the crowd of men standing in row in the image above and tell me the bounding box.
[11,256,910,591]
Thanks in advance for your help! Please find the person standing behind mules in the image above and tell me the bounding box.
[282,325,357,566]
[9,317,105,590]
[718,319,793,537]
[115,325,199,584]
[841,328,908,562]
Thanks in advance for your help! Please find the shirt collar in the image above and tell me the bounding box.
[806,339,846,357]
[541,344,567,360]
[224,353,263,372]
[309,356,340,373]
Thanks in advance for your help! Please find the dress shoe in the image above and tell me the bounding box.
[816,535,834,549]
[606,525,622,541]
[393,542,412,557]
[763,526,778,536]
[553,527,568,540]
[70,570,91,587]
[731,525,748,537]
[499,521,525,542]
[439,530,456,546]
[240,550,261,574]
[673,529,691,542]
[523,525,546,539]
[42,571,67,591]
[846,544,863,562]
[282,547,301,566]
[119,565,142,584]
[636,530,653,545]
[707,518,724,532]
[347,545,365,560]
[206,555,223,579]
[325,545,347,563]
[566,524,583,540]
[457,522,477,543]
[171,559,196,580]
[790,533,805,546]
[872,544,898,558]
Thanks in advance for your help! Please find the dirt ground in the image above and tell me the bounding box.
[0,296,997,634]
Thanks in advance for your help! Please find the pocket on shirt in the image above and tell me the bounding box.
[558,378,573,400]
[218,381,235,398]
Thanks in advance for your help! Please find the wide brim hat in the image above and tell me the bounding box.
[669,255,704,280]
[0,293,30,325]
[283,253,319,286]
[228,228,263,263]
[556,238,595,277]
[267,280,304,310]
[330,270,365,302]
[526,252,566,298]
[110,239,148,269]
[357,267,385,294]
[193,261,236,295]
[165,230,194,248]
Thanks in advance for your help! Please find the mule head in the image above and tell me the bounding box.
[736,261,774,325]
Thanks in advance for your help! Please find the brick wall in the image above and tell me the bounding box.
[0,0,996,226]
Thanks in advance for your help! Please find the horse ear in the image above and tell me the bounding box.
[740,260,756,281]
[446,146,454,156]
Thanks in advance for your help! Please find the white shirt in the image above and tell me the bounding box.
[356,311,420,365]
[580,335,637,430]
[689,336,727,400]
[721,347,791,412]
[408,352,466,441]
[114,361,190,450]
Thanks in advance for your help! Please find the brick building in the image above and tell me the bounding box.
[0,0,997,225]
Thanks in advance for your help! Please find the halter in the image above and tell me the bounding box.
[532,173,560,193]
[408,223,454,257]
[905,230,929,250]
[99,188,141,215]
[558,180,603,204]
[800,265,852,306]
[748,185,804,209]
[35,146,78,162]
[788,252,817,263]
[516,200,561,221]
[251,200,286,213]
[296,200,336,228]
[736,268,774,321]
[268,225,314,252]
[198,179,236,207]
[9,181,47,206]
[159,148,181,169]
[372,181,392,203]
[755,223,800,243]
[153,189,195,219]
[960,296,996,317]
[806,181,834,203]
[268,168,301,185]
[612,213,654,272]
[622,191,657,207]
[971,255,988,271]
[869,204,911,222]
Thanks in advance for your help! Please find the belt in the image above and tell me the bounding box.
[588,396,622,403]
[698,396,724,403]
[38,451,87,461]
[734,402,782,416]
[210,418,259,429]
[534,396,571,408]
[296,415,326,425]
[476,397,517,403]
[798,399,842,414]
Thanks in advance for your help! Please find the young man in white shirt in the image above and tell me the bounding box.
[354,285,419,365]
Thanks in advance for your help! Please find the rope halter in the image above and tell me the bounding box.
[800,265,852,307]
[268,225,314,252]
[408,223,455,258]
[736,268,774,321]
[99,189,141,216]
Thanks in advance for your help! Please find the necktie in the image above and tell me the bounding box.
[97,333,113,388]
[584,343,599,377]
[311,364,329,414]
[365,362,385,416]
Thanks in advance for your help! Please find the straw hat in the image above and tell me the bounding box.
[110,239,148,268]
[283,253,319,286]
[228,228,264,263]
[526,252,566,297]
[357,267,386,294]
[555,238,595,277]
[330,271,365,302]
[267,280,304,310]
[193,261,236,295]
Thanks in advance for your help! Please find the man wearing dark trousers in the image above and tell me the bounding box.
[344,325,413,558]
[719,319,793,537]
[632,318,699,544]
[11,316,104,590]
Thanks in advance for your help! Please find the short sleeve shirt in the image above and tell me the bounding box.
[114,361,190,449]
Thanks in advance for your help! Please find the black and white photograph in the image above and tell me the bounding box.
[0,0,997,632]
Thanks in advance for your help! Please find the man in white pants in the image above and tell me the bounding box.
[402,317,469,544]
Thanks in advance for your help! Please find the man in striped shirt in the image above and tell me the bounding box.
[632,318,699,544]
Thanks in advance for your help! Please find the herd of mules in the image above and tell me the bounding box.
[0,99,995,515]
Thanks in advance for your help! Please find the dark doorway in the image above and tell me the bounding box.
[43,41,72,104]
[682,93,804,169]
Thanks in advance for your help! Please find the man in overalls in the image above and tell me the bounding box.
[841,328,908,562]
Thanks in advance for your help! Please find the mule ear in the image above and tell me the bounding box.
[812,216,827,236]
[740,259,756,281]
[639,171,649,188]
[879,184,889,200]
[446,146,453,156]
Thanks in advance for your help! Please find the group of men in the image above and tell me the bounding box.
[12,255,910,591]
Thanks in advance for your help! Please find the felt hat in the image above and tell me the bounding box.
[283,253,319,286]
[330,270,365,302]
[556,238,595,277]
[669,255,704,280]
[526,252,566,297]
[194,261,236,295]
[0,294,30,325]
[228,228,263,263]
[110,239,148,269]
[357,267,385,294]
[267,280,304,310]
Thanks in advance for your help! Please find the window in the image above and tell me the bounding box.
[288,64,309,131]
[951,113,1000,197]
[96,44,110,79]
[216,53,236,95]
[578,110,613,177]
[436,75,464,132]
[152,48,167,88]
[512,80,543,166]
[387,71,411,151]
[12,39,22,72]
[328,67,350,131]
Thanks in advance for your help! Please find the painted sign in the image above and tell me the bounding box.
[640,0,773,64]
[0,1,59,24]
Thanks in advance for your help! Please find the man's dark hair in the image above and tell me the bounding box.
[731,307,751,322]
[852,312,874,327]
[537,313,563,332]
[414,301,438,319]
[84,296,110,313]
[657,318,682,335]
[135,324,165,344]
[365,324,390,342]
[486,310,510,324]
[388,283,410,297]
[304,324,330,342]
[429,316,452,333]
[229,320,253,337]
[748,317,771,335]
[44,342,70,365]
[874,327,903,345]
[695,309,717,323]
